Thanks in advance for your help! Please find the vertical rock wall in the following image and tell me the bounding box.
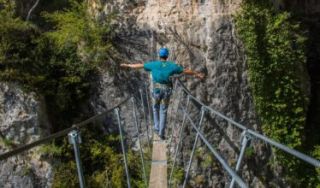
[93,0,270,187]
[0,83,52,188]
[91,0,320,185]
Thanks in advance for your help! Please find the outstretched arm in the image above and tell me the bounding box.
[120,63,144,69]
[183,69,205,79]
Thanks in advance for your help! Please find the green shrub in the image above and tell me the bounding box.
[171,166,184,187]
[235,0,318,185]
[0,1,148,187]
[48,128,149,188]
[40,142,64,157]
[0,0,115,129]
[52,161,79,188]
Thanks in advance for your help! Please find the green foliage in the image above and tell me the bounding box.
[0,136,16,148]
[201,153,213,169]
[170,166,184,188]
[84,134,126,188]
[312,146,320,183]
[52,161,79,188]
[0,8,38,81]
[40,142,64,157]
[0,0,115,129]
[235,0,318,186]
[0,0,15,14]
[195,147,214,169]
[49,127,149,188]
[244,146,255,158]
[0,0,147,186]
[42,0,114,66]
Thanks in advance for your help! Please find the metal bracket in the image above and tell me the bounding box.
[114,107,120,113]
[201,106,208,113]
[68,130,82,144]
[240,130,252,145]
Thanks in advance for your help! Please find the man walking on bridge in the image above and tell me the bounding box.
[121,48,204,140]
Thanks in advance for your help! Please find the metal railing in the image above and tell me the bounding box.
[1,77,319,188]
[168,78,320,188]
[177,78,320,167]
[0,87,153,188]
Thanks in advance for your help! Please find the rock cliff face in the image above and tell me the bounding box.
[0,83,52,187]
[93,0,268,187]
[92,0,320,186]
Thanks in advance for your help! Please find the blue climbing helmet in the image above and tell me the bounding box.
[159,48,169,58]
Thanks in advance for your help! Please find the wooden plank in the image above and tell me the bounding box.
[149,133,167,188]
[149,164,167,188]
[152,142,166,161]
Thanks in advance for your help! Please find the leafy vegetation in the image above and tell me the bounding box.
[0,136,16,148]
[169,166,184,187]
[0,0,115,128]
[235,0,319,186]
[0,0,149,186]
[47,129,148,188]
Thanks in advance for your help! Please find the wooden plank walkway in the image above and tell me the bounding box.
[149,134,167,188]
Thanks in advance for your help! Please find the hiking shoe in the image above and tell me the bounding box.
[159,135,166,140]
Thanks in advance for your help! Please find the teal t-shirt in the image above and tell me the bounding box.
[144,61,184,84]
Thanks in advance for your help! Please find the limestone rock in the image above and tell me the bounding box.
[0,83,52,187]
[92,0,264,187]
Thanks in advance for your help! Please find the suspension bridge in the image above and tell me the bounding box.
[0,78,319,188]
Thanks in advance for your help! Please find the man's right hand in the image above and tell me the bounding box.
[120,63,128,68]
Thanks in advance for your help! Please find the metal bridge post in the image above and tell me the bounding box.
[229,130,251,188]
[140,89,151,149]
[182,107,206,188]
[169,95,190,188]
[132,98,148,187]
[115,108,131,188]
[68,130,86,188]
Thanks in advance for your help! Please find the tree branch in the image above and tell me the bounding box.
[26,0,40,21]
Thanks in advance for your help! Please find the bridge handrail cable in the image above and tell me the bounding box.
[176,79,320,168]
[180,104,248,188]
[0,96,131,160]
